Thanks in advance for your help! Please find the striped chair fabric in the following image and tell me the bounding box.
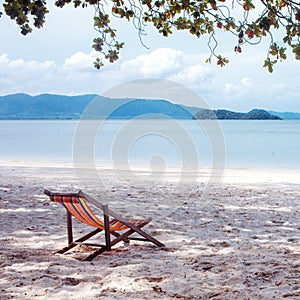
[50,195,141,231]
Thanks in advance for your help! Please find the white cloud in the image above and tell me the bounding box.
[0,53,10,65]
[241,77,253,87]
[118,48,214,97]
[225,82,244,97]
[63,51,99,71]
[120,48,185,76]
[224,77,254,98]
[169,64,212,86]
[0,55,55,74]
[224,83,234,93]
[0,54,57,94]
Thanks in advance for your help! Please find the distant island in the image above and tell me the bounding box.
[193,109,281,120]
[0,93,298,120]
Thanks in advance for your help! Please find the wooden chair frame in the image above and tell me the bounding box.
[44,190,164,261]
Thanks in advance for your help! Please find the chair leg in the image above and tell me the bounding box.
[56,228,102,254]
[103,204,111,251]
[123,218,165,248]
[82,219,153,261]
[66,211,73,246]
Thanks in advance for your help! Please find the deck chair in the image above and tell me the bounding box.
[44,190,164,261]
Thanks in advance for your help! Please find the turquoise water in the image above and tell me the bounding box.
[0,120,299,169]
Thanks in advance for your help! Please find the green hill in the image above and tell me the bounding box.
[0,93,286,120]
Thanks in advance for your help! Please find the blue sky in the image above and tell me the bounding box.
[0,4,299,112]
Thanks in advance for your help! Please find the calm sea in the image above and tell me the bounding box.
[0,120,299,169]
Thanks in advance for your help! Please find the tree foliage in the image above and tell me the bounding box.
[1,0,300,72]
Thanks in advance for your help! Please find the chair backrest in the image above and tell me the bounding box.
[46,191,129,231]
[50,194,106,230]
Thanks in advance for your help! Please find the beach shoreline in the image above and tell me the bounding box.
[1,162,299,299]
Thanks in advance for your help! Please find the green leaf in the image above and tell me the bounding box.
[94,58,104,70]
[279,47,287,60]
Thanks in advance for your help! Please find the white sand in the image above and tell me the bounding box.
[0,161,300,299]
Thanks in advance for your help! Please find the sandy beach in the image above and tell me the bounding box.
[0,162,300,299]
